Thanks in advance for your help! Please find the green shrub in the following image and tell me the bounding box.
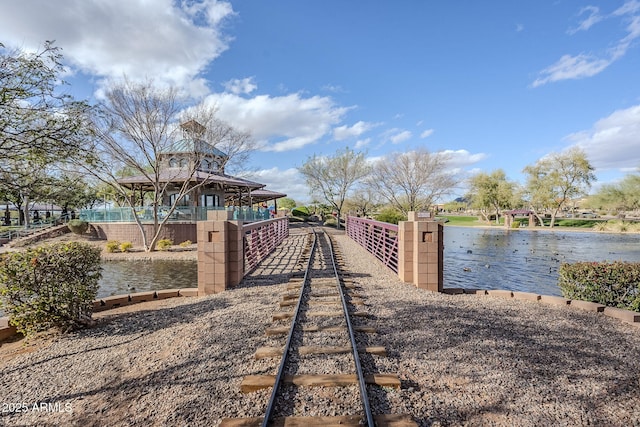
[157,239,173,251]
[105,240,120,253]
[67,219,89,235]
[511,220,521,229]
[374,208,407,225]
[323,217,338,227]
[291,206,310,217]
[0,242,103,336]
[119,241,133,252]
[558,261,640,312]
[179,240,192,247]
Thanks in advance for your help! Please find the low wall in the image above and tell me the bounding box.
[91,222,197,246]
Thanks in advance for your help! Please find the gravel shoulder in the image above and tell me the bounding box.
[0,228,639,426]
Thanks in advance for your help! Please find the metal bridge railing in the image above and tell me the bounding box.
[243,217,289,273]
[346,216,399,273]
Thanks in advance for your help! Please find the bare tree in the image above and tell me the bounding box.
[78,78,253,251]
[367,148,459,216]
[299,147,370,229]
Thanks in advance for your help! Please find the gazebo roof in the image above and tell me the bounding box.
[505,209,534,215]
[236,189,288,205]
[117,169,265,193]
[161,138,227,158]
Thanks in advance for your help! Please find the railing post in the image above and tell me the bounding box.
[197,210,244,295]
[398,211,443,292]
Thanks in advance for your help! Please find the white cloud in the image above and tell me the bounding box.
[0,0,235,98]
[532,54,611,87]
[223,77,257,95]
[420,129,435,139]
[440,149,488,168]
[354,138,371,149]
[379,128,412,145]
[533,2,640,86]
[247,167,310,203]
[391,130,412,144]
[568,6,603,34]
[613,0,640,16]
[333,121,381,141]
[563,104,640,171]
[322,84,345,93]
[202,92,351,152]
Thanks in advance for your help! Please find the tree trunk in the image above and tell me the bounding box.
[22,195,30,229]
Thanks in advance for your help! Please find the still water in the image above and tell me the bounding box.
[98,260,197,298]
[444,226,640,296]
[96,227,640,298]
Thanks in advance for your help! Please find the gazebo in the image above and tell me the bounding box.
[111,120,285,214]
[504,209,536,228]
[82,121,286,244]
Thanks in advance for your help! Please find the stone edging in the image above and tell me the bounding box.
[443,288,640,326]
[0,287,199,342]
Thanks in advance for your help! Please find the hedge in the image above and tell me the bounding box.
[558,261,640,312]
[0,242,103,336]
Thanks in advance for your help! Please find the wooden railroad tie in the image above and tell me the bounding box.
[265,325,377,336]
[279,298,366,307]
[220,414,417,427]
[240,373,401,393]
[273,311,370,321]
[254,345,387,359]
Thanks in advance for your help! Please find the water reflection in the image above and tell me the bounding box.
[444,226,640,296]
[98,260,197,298]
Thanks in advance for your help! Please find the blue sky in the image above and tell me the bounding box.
[1,0,639,203]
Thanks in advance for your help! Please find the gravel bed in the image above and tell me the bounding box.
[0,226,638,426]
[332,232,640,427]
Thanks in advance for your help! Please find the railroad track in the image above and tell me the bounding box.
[221,227,416,427]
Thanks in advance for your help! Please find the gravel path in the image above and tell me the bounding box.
[1,227,639,426]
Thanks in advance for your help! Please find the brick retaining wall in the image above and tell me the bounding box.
[91,223,197,246]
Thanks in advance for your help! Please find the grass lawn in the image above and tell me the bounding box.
[437,215,485,226]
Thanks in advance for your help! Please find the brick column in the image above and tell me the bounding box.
[398,212,443,292]
[197,210,244,295]
[397,220,414,283]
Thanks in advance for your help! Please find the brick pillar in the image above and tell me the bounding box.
[398,212,443,292]
[397,220,414,283]
[197,210,244,295]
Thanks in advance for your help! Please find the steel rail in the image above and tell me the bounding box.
[326,231,375,427]
[260,227,318,427]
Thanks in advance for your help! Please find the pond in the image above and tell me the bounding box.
[444,226,640,296]
[98,260,197,298]
[95,227,640,299]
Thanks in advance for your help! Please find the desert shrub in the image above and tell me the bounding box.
[67,219,89,235]
[592,222,608,231]
[0,242,103,336]
[323,217,338,227]
[374,207,406,225]
[291,206,310,218]
[105,241,120,253]
[119,241,133,252]
[157,239,173,251]
[179,240,192,247]
[558,261,640,312]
